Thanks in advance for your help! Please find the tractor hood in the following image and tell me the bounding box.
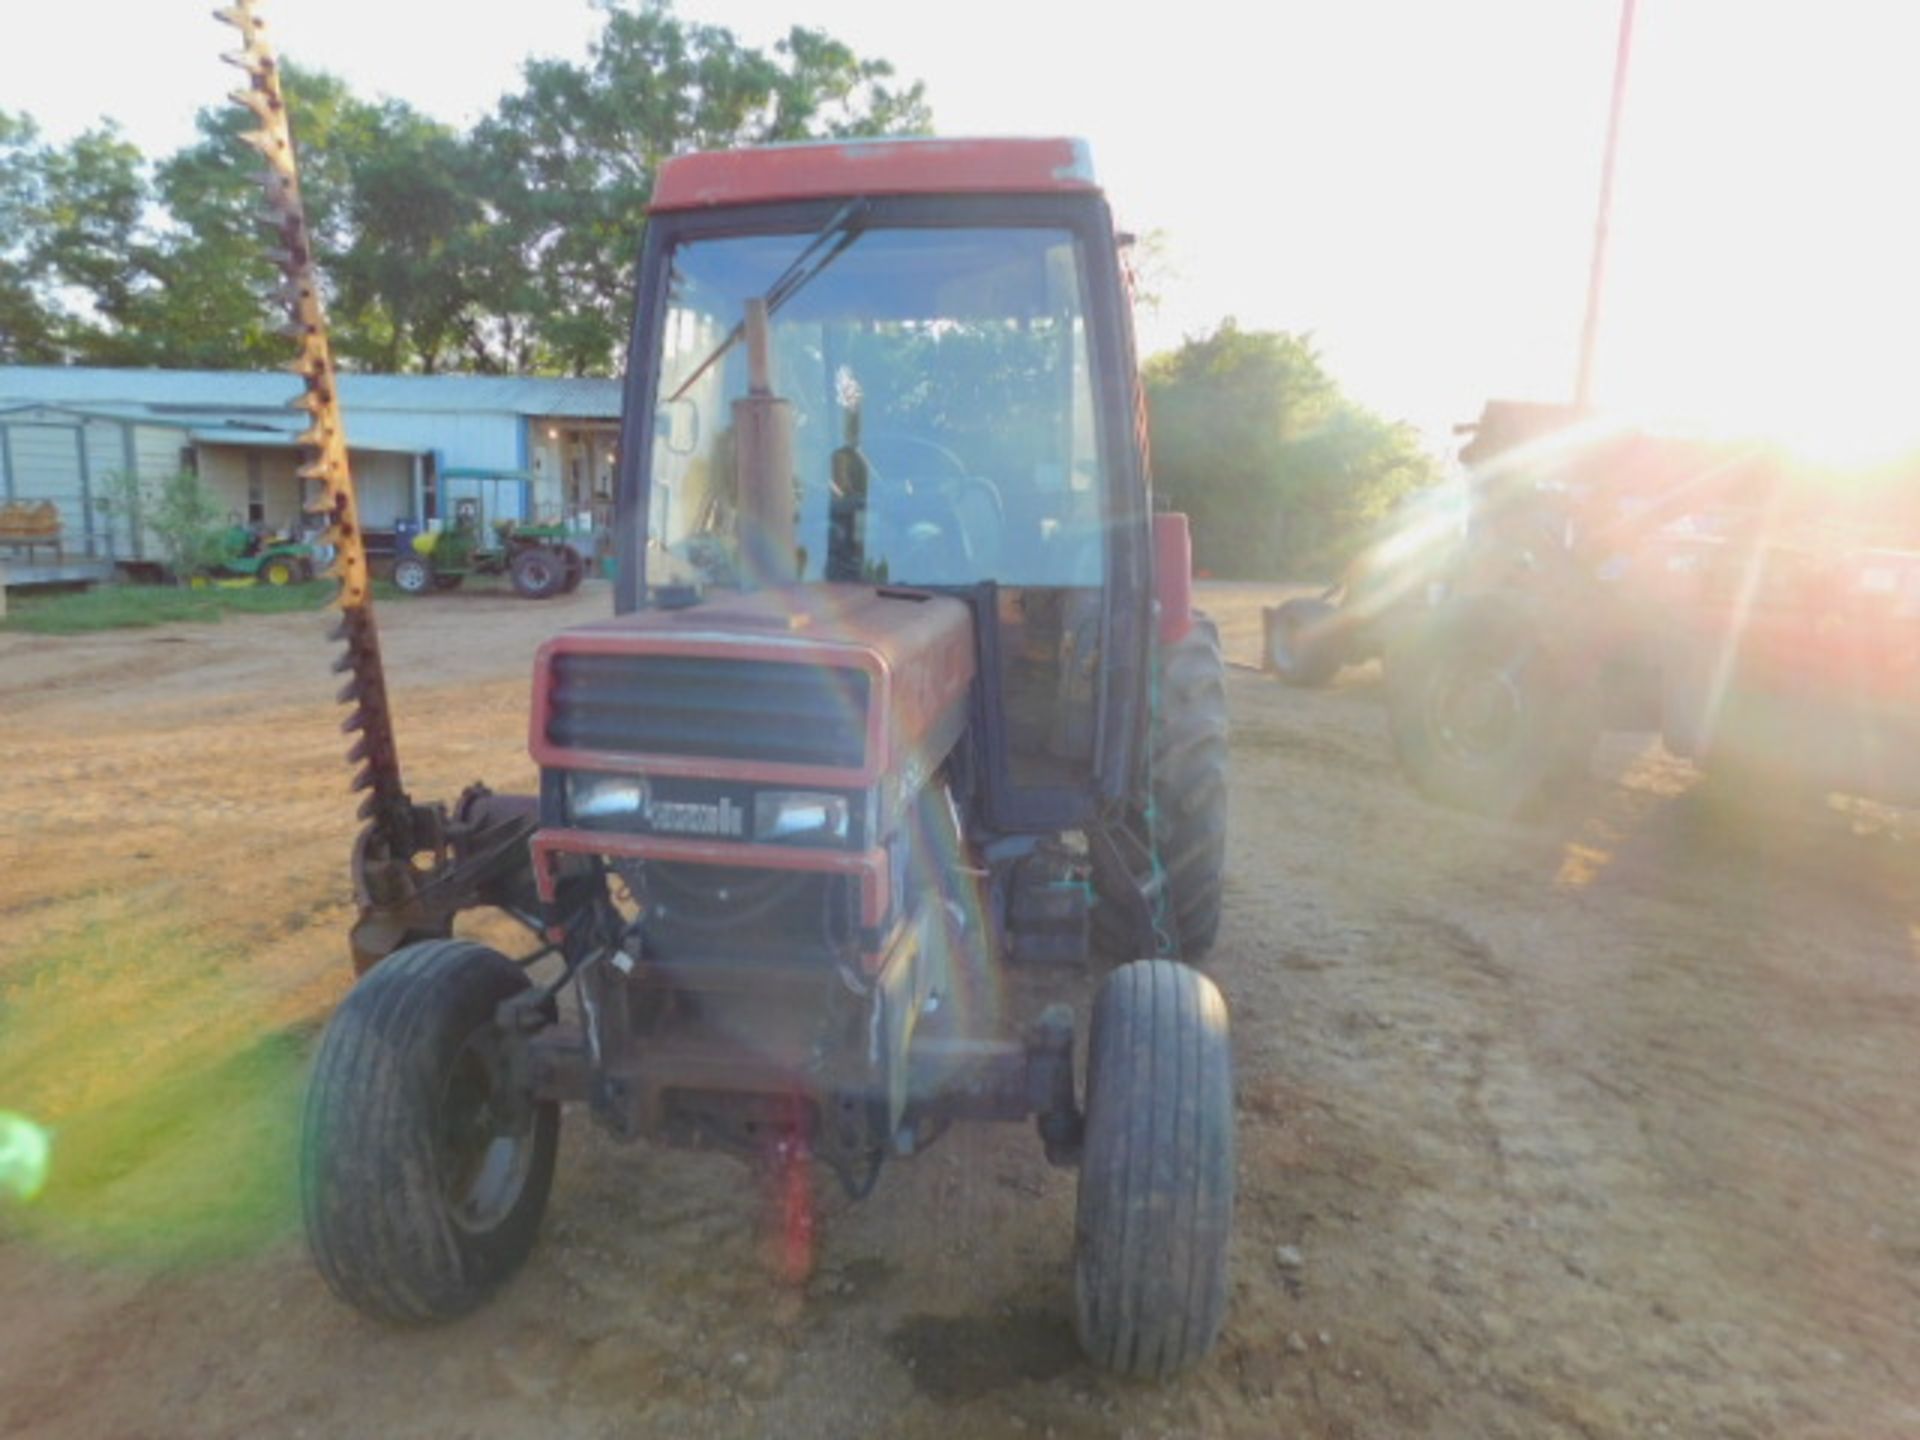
[529,584,976,792]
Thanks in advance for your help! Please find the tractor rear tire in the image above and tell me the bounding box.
[1073,959,1234,1379]
[391,555,434,596]
[1266,596,1343,687]
[1091,615,1230,963]
[1387,596,1596,819]
[510,546,564,600]
[301,939,559,1324]
[1156,615,1230,958]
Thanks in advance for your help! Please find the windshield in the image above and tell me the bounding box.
[644,224,1106,591]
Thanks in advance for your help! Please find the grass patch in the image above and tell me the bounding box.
[1,579,334,635]
[0,909,320,1264]
[0,579,415,636]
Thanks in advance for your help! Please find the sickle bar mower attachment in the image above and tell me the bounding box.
[216,0,537,971]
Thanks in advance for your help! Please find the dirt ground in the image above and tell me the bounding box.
[2,579,1917,1440]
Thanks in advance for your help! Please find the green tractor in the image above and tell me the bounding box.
[390,496,591,600]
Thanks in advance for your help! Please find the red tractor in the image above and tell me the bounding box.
[1384,400,1920,815]
[222,9,1237,1380]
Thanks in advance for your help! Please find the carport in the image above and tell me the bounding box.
[187,426,429,549]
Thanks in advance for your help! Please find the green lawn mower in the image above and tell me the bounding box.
[196,522,330,588]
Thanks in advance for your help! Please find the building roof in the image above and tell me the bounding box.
[0,399,185,426]
[649,136,1098,213]
[187,426,420,454]
[0,366,622,419]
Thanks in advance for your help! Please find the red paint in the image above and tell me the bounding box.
[528,584,976,789]
[650,137,1097,213]
[1154,511,1194,645]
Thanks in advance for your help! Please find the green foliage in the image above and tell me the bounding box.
[0,110,59,363]
[101,467,230,581]
[0,112,149,362]
[0,2,929,376]
[1144,321,1439,577]
[471,1,931,375]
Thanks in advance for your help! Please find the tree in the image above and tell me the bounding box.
[0,113,152,364]
[113,65,377,371]
[0,2,927,375]
[0,111,59,363]
[329,103,488,373]
[36,124,148,348]
[1144,320,1438,577]
[472,0,932,374]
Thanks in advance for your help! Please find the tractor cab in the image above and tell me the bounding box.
[614,138,1158,830]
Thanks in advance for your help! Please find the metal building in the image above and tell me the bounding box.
[0,366,621,583]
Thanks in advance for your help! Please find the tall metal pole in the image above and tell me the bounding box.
[1575,0,1638,410]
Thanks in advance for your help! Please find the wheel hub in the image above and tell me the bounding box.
[438,1033,537,1234]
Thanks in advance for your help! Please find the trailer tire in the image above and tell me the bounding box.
[1387,596,1595,819]
[302,939,559,1324]
[391,554,434,596]
[510,546,564,600]
[1266,596,1344,687]
[1074,959,1234,1379]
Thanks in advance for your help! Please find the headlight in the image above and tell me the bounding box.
[568,771,649,823]
[754,790,850,845]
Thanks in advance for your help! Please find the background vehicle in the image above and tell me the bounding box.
[199,520,325,587]
[390,495,590,599]
[219,7,1236,1380]
[1386,400,1920,815]
[1264,482,1467,686]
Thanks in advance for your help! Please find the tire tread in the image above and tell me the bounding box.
[301,940,558,1325]
[1073,960,1234,1378]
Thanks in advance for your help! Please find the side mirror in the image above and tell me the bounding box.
[656,399,700,456]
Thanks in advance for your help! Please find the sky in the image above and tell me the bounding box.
[4,0,1917,457]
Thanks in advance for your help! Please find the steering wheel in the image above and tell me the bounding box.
[859,432,1005,580]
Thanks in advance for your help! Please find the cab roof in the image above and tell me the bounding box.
[649,136,1099,214]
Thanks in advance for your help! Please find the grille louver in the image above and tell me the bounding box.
[548,653,870,769]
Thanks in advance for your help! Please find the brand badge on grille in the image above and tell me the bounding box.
[647,796,746,838]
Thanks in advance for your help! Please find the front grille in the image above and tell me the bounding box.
[547,653,870,768]
[643,863,856,966]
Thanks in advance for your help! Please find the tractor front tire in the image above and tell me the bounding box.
[1074,960,1234,1379]
[391,554,434,596]
[559,547,587,594]
[1266,596,1344,687]
[1386,596,1596,819]
[301,939,559,1324]
[510,546,565,600]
